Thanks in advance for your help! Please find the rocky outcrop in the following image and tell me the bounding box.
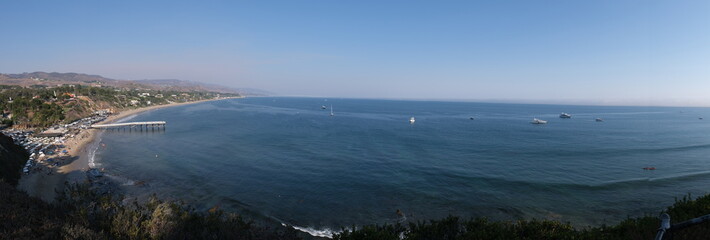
[0,133,29,185]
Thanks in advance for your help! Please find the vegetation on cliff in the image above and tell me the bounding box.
[2,180,710,239]
[0,84,236,128]
[0,182,303,239]
[334,195,710,240]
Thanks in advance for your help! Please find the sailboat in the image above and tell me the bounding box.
[330,105,334,116]
[410,117,415,124]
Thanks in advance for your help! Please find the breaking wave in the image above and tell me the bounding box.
[282,223,343,238]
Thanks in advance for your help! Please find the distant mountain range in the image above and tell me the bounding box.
[0,72,270,96]
[133,79,272,96]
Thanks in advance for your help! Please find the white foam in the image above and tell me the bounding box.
[121,179,135,186]
[104,173,137,186]
[87,141,98,168]
[282,223,343,238]
[86,130,107,169]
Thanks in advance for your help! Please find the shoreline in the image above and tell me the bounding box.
[17,97,238,202]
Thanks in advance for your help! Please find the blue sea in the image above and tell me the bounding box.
[91,97,710,237]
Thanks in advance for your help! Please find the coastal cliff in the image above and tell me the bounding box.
[0,133,29,185]
[0,181,304,239]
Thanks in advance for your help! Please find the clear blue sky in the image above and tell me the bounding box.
[1,1,708,106]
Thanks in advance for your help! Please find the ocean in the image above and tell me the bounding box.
[91,97,710,237]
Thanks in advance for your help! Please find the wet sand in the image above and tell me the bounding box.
[17,97,236,202]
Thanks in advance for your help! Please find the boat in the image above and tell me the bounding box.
[469,117,475,120]
[330,105,334,116]
[321,105,326,110]
[595,118,603,122]
[410,117,415,124]
[559,113,571,118]
[642,167,656,170]
[531,118,547,124]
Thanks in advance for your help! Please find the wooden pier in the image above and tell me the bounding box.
[91,121,166,129]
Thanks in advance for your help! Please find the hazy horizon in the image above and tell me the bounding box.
[1,1,709,106]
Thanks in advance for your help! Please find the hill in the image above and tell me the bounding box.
[134,79,271,96]
[0,72,263,95]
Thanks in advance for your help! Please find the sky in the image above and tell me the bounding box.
[1,1,709,106]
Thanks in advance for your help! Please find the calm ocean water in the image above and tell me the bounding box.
[92,97,710,237]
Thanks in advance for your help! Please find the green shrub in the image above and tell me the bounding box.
[335,195,710,240]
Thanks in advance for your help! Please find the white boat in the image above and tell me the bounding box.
[531,118,547,124]
[410,117,415,124]
[321,105,326,110]
[559,113,571,118]
[595,118,603,122]
[330,105,334,116]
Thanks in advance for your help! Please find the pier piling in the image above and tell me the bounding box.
[91,121,166,130]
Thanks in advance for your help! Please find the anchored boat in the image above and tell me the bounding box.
[531,118,547,124]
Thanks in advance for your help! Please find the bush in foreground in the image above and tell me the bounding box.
[58,183,302,239]
[3,180,710,239]
[0,182,301,239]
[335,194,710,240]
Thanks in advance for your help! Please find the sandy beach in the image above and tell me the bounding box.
[17,97,236,202]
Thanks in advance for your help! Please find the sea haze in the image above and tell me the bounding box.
[93,97,710,237]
